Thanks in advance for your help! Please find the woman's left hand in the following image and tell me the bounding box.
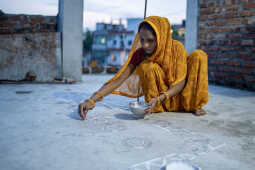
[144,98,157,114]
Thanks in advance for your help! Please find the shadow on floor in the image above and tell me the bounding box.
[114,113,140,120]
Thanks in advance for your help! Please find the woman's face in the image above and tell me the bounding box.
[139,28,157,56]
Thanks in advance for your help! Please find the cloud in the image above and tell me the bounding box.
[0,0,186,30]
[0,0,58,15]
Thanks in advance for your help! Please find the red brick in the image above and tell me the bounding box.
[30,17,45,23]
[227,18,242,25]
[31,23,37,28]
[200,4,207,8]
[246,27,255,33]
[236,54,254,60]
[0,22,15,27]
[208,14,220,20]
[244,3,255,9]
[200,15,208,20]
[240,11,255,17]
[229,75,243,81]
[230,33,243,38]
[215,8,226,13]
[235,68,253,74]
[208,53,217,58]
[241,40,253,46]
[200,9,215,15]
[221,46,233,51]
[224,0,236,5]
[210,59,225,65]
[233,27,241,32]
[208,66,217,70]
[221,28,233,33]
[199,34,207,39]
[215,73,227,78]
[0,29,12,34]
[220,67,233,72]
[243,62,255,67]
[224,12,238,18]
[244,76,255,82]
[208,2,217,6]
[23,16,29,24]
[49,17,56,24]
[226,5,239,11]
[199,40,208,45]
[229,40,239,45]
[233,46,252,51]
[215,21,226,26]
[218,40,228,45]
[242,34,255,38]
[206,21,216,26]
[199,28,208,34]
[9,15,21,21]
[207,46,219,51]
[205,34,215,39]
[246,17,255,24]
[23,23,30,27]
[227,61,240,66]
[238,0,249,3]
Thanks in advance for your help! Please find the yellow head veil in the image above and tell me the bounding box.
[104,16,188,98]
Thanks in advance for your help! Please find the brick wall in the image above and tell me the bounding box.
[0,10,61,82]
[0,10,57,34]
[198,0,255,90]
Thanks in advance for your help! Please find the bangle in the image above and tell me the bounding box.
[93,91,104,101]
[156,96,161,104]
[85,99,95,108]
[163,91,169,101]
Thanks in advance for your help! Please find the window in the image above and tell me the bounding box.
[111,55,116,62]
[113,40,117,45]
[101,37,106,44]
[128,40,132,46]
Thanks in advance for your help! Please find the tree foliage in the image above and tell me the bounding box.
[83,30,93,54]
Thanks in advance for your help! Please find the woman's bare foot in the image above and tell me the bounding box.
[193,109,206,116]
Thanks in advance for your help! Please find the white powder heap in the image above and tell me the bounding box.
[165,162,199,170]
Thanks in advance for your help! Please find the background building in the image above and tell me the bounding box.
[91,22,134,66]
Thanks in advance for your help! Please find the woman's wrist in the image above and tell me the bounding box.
[89,91,104,103]
[85,98,95,108]
[159,94,166,102]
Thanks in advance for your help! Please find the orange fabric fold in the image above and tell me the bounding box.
[104,16,188,98]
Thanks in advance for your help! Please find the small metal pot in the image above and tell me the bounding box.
[129,101,148,118]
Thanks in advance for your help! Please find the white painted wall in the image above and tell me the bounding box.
[58,0,83,81]
[185,0,198,54]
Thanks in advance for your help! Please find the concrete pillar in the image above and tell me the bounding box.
[185,0,198,54]
[58,0,83,81]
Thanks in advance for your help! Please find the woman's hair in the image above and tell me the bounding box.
[138,22,156,37]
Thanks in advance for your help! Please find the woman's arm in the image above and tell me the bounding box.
[90,64,135,101]
[79,64,135,120]
[158,79,186,101]
[145,79,186,113]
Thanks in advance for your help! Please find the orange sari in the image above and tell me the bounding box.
[105,16,209,112]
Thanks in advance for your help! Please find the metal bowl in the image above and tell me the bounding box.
[129,101,148,118]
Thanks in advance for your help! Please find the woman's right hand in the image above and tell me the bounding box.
[78,100,94,120]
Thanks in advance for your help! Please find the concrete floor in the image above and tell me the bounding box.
[0,74,255,170]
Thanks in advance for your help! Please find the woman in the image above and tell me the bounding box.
[78,16,209,120]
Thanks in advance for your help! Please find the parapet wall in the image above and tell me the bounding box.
[0,11,57,34]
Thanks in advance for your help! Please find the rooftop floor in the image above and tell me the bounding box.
[0,74,255,170]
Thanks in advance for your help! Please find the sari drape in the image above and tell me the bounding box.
[104,16,209,112]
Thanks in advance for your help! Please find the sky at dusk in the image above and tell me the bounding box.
[0,0,187,30]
